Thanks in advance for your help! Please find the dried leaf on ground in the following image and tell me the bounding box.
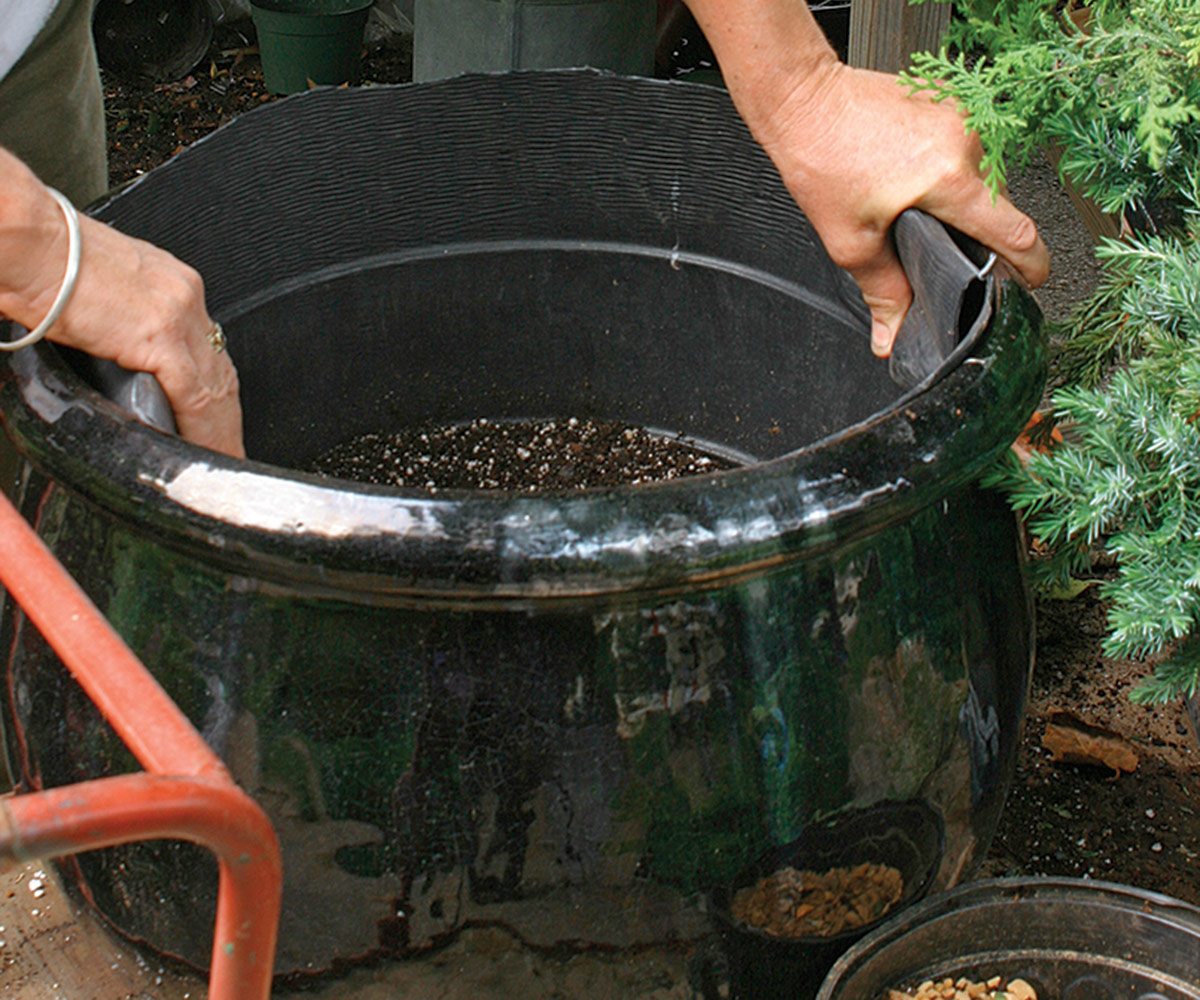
[1011,410,1064,465]
[1042,710,1139,776]
[1044,577,1098,601]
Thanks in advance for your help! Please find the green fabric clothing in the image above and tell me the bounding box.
[0,0,106,523]
[0,0,107,207]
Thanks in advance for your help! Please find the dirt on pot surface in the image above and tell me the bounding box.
[75,19,1200,999]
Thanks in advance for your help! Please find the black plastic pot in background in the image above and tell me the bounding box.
[92,0,213,82]
[656,0,851,82]
[710,801,944,1000]
[818,877,1200,1000]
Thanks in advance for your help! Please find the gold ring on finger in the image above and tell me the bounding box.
[206,321,227,354]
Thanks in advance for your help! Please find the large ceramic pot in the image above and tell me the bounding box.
[0,72,1044,978]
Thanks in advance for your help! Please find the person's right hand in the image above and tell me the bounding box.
[680,0,1050,357]
[743,59,1050,357]
[0,149,244,458]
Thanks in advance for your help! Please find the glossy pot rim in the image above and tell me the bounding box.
[0,280,1043,603]
[0,73,1047,603]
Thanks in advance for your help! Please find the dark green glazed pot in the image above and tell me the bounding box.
[0,73,1045,978]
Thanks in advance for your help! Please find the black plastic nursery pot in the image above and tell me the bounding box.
[711,800,945,1000]
[0,72,1045,979]
[818,877,1200,1000]
[92,0,214,83]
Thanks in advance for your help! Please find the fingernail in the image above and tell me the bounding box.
[871,320,893,358]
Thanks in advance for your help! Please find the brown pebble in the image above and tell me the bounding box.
[731,861,904,938]
[1006,979,1037,1000]
[882,975,1038,1000]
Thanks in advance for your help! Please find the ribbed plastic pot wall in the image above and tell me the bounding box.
[0,73,1045,979]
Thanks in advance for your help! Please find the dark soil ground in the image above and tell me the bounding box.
[78,14,1200,997]
[102,20,413,189]
[994,166,1200,907]
[982,582,1200,902]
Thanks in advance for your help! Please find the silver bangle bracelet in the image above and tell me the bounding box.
[0,188,82,352]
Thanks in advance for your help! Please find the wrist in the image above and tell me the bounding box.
[0,150,74,329]
[0,189,81,351]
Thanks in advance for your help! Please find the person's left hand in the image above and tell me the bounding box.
[45,212,244,457]
[0,151,244,458]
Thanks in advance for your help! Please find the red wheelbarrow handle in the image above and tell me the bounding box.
[0,489,281,1000]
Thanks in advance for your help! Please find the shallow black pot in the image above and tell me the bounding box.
[711,800,944,1000]
[818,877,1200,1000]
[0,72,1044,978]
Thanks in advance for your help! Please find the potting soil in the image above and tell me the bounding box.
[309,417,737,491]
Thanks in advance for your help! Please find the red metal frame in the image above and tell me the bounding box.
[0,489,281,1000]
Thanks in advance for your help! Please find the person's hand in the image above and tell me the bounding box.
[0,150,244,457]
[680,0,1050,357]
[746,59,1050,357]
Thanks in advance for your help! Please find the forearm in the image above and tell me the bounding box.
[680,0,840,142]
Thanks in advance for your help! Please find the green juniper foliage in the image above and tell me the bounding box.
[909,0,1200,702]
[904,0,1200,196]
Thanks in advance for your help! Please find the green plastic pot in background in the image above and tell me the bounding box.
[250,0,372,94]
